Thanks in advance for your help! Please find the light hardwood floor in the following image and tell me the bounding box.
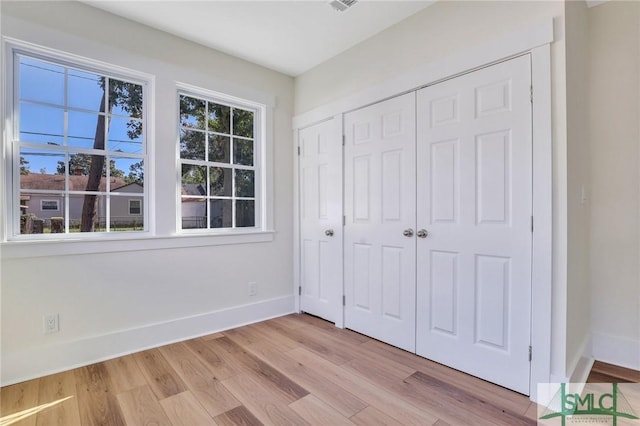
[1,313,550,425]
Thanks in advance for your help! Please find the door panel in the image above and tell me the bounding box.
[344,92,416,352]
[416,55,532,394]
[299,119,342,323]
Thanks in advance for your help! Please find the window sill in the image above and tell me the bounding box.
[0,230,276,260]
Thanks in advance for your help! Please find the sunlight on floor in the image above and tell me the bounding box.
[0,396,73,426]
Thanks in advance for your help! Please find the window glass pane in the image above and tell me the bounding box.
[110,158,142,192]
[19,57,64,105]
[236,200,255,227]
[209,134,230,163]
[68,110,102,149]
[233,138,253,166]
[210,199,232,228]
[180,96,205,130]
[209,103,230,134]
[19,148,65,178]
[180,129,205,161]
[210,167,232,196]
[115,158,143,187]
[110,196,144,232]
[68,194,106,232]
[68,69,104,112]
[19,103,64,145]
[67,153,107,192]
[235,169,254,197]
[181,164,206,198]
[109,79,143,118]
[19,193,65,235]
[233,108,253,138]
[108,117,143,154]
[181,199,206,229]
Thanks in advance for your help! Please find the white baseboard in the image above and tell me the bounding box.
[1,295,294,386]
[570,356,595,384]
[568,333,594,384]
[591,331,640,371]
[548,334,593,386]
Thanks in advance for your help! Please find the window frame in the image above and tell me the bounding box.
[176,84,266,235]
[3,40,154,241]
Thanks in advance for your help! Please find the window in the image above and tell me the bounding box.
[128,199,141,215]
[179,91,262,231]
[8,48,148,237]
[40,200,60,211]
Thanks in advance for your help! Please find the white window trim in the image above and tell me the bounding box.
[2,38,155,241]
[176,82,268,235]
[1,38,275,257]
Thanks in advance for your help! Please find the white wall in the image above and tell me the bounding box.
[295,1,566,115]
[565,0,592,378]
[0,1,295,385]
[295,1,571,380]
[588,0,640,370]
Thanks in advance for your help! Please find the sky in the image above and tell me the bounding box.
[17,56,143,177]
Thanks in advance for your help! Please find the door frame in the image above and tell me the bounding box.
[293,20,553,401]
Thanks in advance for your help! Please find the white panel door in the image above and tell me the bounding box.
[344,93,417,352]
[299,119,343,323]
[416,55,532,394]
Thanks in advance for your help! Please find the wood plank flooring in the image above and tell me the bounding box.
[587,360,640,383]
[4,313,609,425]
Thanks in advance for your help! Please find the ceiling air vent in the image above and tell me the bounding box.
[329,0,358,12]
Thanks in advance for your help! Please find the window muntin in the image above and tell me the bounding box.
[179,93,259,231]
[12,52,147,237]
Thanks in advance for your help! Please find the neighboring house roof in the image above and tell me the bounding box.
[20,173,130,192]
[181,183,206,198]
[111,182,144,192]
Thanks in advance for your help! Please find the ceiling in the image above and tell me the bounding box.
[81,0,435,77]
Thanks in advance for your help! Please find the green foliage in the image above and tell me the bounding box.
[181,164,206,185]
[125,161,144,185]
[179,95,254,163]
[19,156,30,175]
[108,79,143,139]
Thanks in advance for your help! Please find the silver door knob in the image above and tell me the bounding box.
[325,229,334,237]
[417,229,429,238]
[403,228,414,237]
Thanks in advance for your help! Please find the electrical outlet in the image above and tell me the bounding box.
[44,314,59,334]
[248,281,257,296]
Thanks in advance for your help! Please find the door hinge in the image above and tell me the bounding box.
[531,216,534,233]
[342,295,346,306]
[530,85,533,103]
[342,134,346,146]
[529,345,532,361]
[343,215,346,226]
[298,286,301,296]
[297,146,300,156]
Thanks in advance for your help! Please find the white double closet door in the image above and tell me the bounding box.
[343,55,533,394]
